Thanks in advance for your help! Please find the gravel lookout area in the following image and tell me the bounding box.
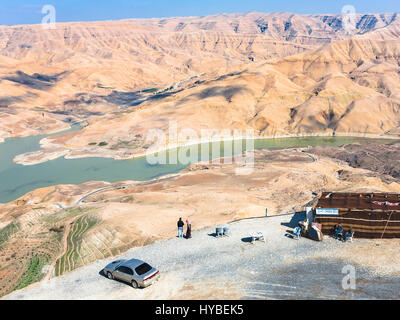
[5,212,400,300]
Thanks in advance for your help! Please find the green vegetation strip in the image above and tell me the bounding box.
[56,214,99,276]
[140,88,158,93]
[13,255,49,291]
[44,207,94,225]
[0,222,19,248]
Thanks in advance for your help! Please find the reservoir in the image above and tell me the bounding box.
[0,125,397,203]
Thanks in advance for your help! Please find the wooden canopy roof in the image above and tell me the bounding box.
[315,192,400,212]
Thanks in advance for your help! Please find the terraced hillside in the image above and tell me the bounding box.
[0,207,100,296]
[55,214,99,276]
[0,200,157,297]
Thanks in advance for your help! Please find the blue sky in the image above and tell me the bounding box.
[0,0,399,25]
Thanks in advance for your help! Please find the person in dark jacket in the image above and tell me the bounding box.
[177,218,184,238]
[336,224,344,240]
[185,219,192,239]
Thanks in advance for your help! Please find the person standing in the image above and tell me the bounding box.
[185,219,192,239]
[177,218,184,238]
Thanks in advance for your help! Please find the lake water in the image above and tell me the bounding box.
[0,126,397,203]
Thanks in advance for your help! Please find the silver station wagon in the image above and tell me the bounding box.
[103,259,160,288]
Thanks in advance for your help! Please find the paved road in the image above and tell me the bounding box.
[74,186,117,206]
[74,175,180,206]
[4,213,399,300]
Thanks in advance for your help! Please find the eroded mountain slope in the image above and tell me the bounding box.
[16,34,400,165]
[0,12,399,142]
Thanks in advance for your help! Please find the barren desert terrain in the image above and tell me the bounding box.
[1,11,400,298]
[1,12,400,159]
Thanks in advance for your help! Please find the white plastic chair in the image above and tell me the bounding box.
[223,226,231,237]
[250,231,266,244]
[216,227,224,237]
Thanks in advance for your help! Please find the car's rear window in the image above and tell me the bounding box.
[135,263,152,275]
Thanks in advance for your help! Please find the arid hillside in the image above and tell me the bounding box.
[0,12,399,143]
[14,26,400,165]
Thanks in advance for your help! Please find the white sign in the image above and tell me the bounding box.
[316,208,339,215]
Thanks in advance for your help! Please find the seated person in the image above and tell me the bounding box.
[333,224,340,237]
[344,228,353,242]
[336,224,344,240]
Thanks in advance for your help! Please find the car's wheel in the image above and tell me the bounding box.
[131,280,139,289]
[107,272,114,280]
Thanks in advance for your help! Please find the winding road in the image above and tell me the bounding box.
[74,174,180,206]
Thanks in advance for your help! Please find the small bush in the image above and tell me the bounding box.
[98,142,108,147]
[88,142,97,146]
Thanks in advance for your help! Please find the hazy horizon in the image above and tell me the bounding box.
[0,0,398,26]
